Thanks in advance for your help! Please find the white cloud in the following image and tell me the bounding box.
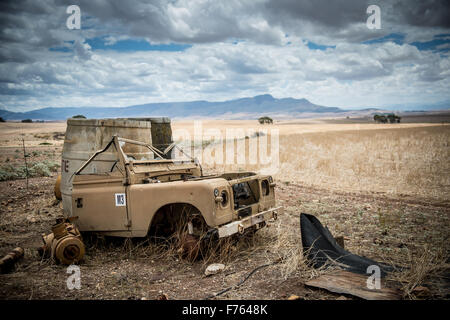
[0,0,449,112]
[1,39,449,112]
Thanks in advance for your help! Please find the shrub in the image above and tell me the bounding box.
[0,160,60,181]
[373,114,387,123]
[258,116,273,124]
[72,114,86,119]
[21,119,33,123]
[374,113,401,123]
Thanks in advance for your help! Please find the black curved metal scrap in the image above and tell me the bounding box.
[300,213,396,277]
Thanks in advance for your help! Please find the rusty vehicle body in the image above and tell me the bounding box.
[70,135,283,240]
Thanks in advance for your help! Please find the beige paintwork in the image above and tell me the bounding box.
[71,136,282,238]
[61,118,155,216]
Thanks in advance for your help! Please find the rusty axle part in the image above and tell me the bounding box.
[0,247,24,274]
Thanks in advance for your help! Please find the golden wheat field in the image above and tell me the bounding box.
[180,121,450,202]
[277,126,450,200]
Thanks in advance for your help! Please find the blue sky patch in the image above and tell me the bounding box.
[306,41,336,50]
[363,33,405,45]
[86,37,192,52]
[411,35,450,52]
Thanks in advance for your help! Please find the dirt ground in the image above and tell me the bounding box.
[0,118,449,300]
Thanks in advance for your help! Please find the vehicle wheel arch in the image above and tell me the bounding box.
[146,202,207,238]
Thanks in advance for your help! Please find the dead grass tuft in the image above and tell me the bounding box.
[388,245,449,299]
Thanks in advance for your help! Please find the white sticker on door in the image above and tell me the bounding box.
[115,193,126,206]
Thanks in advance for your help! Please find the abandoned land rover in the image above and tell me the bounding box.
[48,117,282,263]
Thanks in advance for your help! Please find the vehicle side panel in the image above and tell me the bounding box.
[127,178,231,237]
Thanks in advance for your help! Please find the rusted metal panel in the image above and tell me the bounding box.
[61,118,155,216]
[0,247,24,274]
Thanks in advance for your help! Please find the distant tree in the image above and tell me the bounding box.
[388,113,401,123]
[374,114,387,123]
[21,119,33,123]
[72,114,86,119]
[0,117,5,122]
[387,113,395,123]
[258,116,273,124]
[374,113,400,123]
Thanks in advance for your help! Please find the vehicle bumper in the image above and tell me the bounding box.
[217,206,283,238]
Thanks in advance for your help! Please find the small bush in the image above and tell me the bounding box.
[21,119,33,123]
[72,114,86,119]
[258,116,273,124]
[39,142,52,145]
[0,160,60,181]
[0,117,5,122]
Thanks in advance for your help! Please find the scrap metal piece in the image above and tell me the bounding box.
[54,174,62,200]
[179,233,201,261]
[300,213,395,277]
[0,247,24,274]
[39,217,85,265]
[305,270,401,300]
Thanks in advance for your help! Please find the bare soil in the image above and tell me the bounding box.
[0,176,448,300]
[0,120,449,300]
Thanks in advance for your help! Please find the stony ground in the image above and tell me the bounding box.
[0,175,448,300]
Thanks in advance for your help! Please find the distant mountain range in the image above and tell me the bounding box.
[0,94,344,120]
[0,94,448,121]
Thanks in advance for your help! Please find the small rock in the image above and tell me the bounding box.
[157,293,168,300]
[373,238,383,245]
[205,263,225,276]
[111,271,127,282]
[287,295,301,300]
[412,286,431,297]
[336,296,348,300]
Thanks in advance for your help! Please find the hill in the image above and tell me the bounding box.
[0,94,346,120]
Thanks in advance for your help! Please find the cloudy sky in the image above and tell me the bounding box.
[1,0,449,112]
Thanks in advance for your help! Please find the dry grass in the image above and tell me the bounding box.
[1,121,449,300]
[277,126,450,200]
[199,125,449,201]
[387,245,449,299]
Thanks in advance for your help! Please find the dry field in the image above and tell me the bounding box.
[0,118,449,300]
